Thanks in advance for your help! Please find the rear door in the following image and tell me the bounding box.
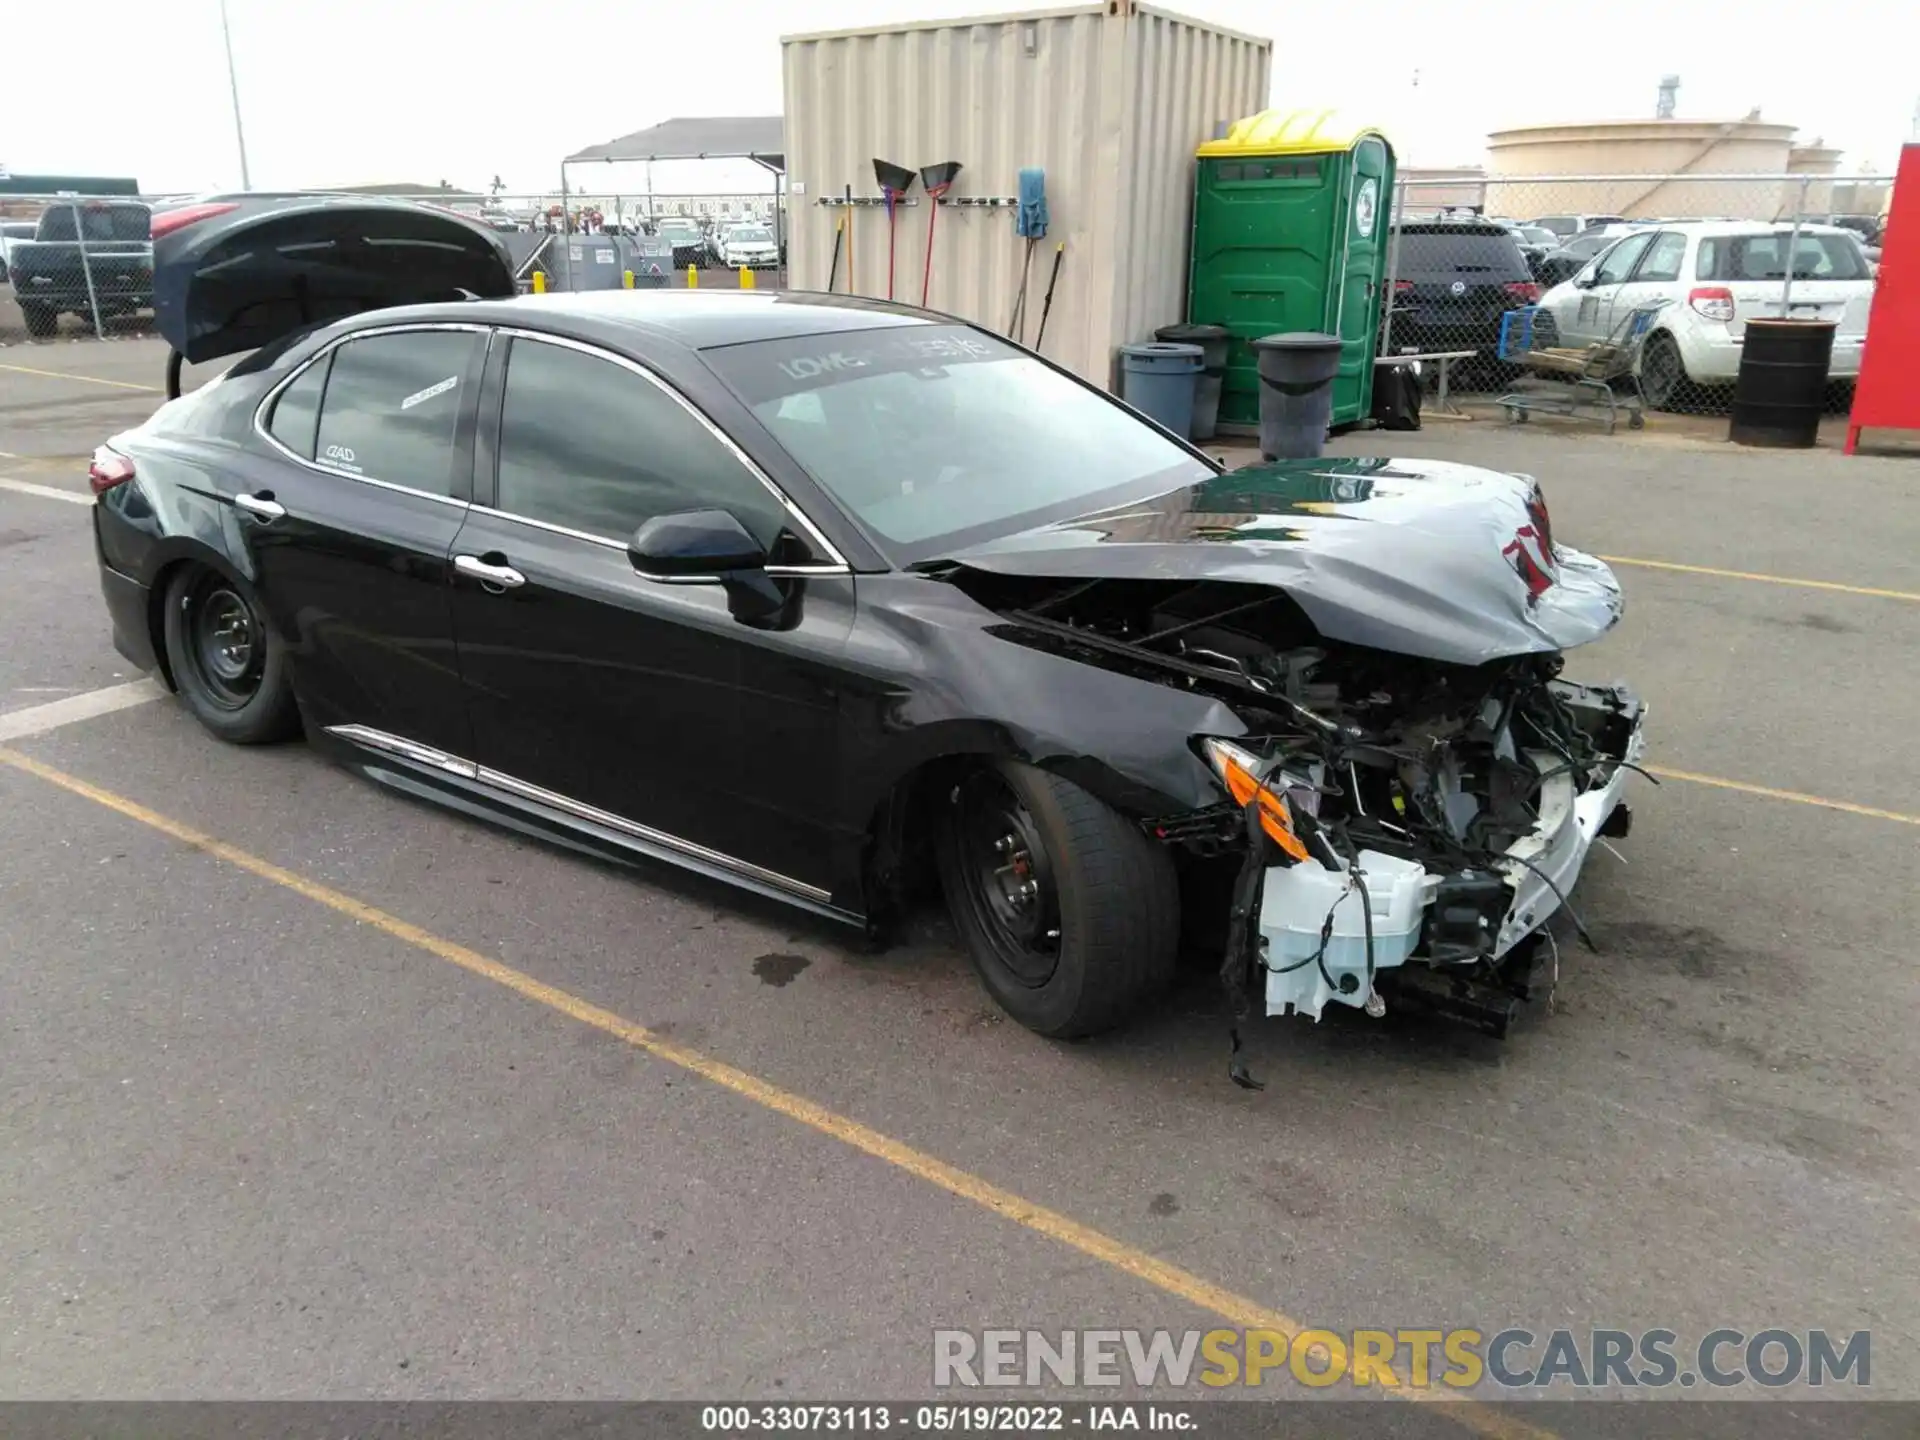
[242,323,485,759]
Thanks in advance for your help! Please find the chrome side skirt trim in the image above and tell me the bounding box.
[323,722,830,905]
[475,766,833,904]
[326,724,478,779]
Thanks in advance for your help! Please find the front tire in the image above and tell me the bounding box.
[161,566,300,744]
[936,761,1178,1038]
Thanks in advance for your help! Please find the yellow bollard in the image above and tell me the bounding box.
[686,265,699,288]
[531,270,546,294]
[622,269,634,289]
[739,265,755,290]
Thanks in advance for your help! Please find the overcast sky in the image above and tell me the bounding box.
[4,0,1912,196]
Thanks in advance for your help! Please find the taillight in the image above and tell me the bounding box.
[1688,286,1735,322]
[1393,279,1414,295]
[1503,280,1542,303]
[149,201,239,240]
[88,447,135,495]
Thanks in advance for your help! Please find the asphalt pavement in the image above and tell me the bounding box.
[1,336,1915,1427]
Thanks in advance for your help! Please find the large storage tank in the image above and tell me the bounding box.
[782,3,1271,386]
[1485,118,1797,220]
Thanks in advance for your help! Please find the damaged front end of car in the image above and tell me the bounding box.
[942,466,1647,1038]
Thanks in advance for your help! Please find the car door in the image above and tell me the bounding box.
[1564,232,1653,345]
[448,329,855,897]
[1610,229,1687,328]
[242,323,485,760]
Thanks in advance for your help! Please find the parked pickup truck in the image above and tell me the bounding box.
[5,200,153,336]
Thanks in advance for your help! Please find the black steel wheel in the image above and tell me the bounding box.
[935,760,1179,1038]
[161,565,300,744]
[1640,332,1686,412]
[952,770,1064,987]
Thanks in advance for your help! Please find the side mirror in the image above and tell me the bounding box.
[629,508,767,580]
[1571,271,1595,289]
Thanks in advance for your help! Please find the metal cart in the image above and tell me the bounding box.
[1495,300,1669,434]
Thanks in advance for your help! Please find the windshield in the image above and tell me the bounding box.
[1696,232,1870,282]
[731,228,772,243]
[658,220,698,234]
[706,324,1212,564]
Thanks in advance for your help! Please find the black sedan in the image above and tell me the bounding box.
[104,198,1644,1041]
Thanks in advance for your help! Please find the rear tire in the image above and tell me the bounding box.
[21,302,57,338]
[1639,332,1687,412]
[936,760,1178,1038]
[161,566,300,744]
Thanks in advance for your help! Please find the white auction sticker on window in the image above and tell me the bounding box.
[401,375,459,411]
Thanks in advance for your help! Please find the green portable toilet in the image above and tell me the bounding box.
[1189,109,1396,433]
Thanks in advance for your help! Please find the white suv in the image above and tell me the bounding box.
[1537,221,1875,408]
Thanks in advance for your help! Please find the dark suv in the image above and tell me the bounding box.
[1384,222,1541,380]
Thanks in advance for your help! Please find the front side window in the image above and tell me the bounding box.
[706,323,1212,563]
[312,330,477,495]
[494,338,791,548]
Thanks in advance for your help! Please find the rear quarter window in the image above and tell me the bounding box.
[1696,233,1870,282]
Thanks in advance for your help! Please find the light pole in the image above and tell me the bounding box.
[219,0,252,189]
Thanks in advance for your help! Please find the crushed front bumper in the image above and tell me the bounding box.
[1260,682,1646,1023]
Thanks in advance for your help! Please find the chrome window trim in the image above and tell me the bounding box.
[492,327,852,573]
[461,502,847,583]
[251,322,490,506]
[324,722,829,904]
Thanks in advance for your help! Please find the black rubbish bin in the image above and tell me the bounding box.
[1155,322,1231,440]
[1729,318,1836,448]
[1251,332,1344,459]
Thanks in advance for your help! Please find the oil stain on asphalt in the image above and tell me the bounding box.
[753,953,811,987]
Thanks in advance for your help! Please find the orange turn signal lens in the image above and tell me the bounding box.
[1215,752,1312,864]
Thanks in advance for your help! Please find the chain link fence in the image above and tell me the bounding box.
[1380,173,1892,417]
[0,191,791,346]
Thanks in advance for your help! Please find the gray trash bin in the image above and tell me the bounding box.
[1154,323,1231,441]
[1119,342,1205,440]
[1251,332,1344,459]
[556,234,626,291]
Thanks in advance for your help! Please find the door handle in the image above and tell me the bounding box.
[454,554,527,591]
[234,492,285,521]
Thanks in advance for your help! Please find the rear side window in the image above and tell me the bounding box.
[1394,229,1528,279]
[266,354,331,460]
[494,337,789,546]
[1634,233,1688,283]
[312,331,478,495]
[1696,233,1869,282]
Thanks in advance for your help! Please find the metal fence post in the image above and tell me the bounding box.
[1781,173,1812,313]
[1379,176,1408,356]
[76,214,105,337]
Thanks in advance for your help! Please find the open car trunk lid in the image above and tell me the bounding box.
[153,195,516,364]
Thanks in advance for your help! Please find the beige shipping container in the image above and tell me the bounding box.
[781,3,1270,386]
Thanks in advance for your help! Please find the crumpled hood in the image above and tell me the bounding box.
[944,456,1624,665]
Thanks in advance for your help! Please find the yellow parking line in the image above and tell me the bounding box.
[1645,765,1920,826]
[1598,555,1920,605]
[0,361,159,393]
[0,744,1550,1440]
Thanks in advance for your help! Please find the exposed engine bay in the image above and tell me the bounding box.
[952,569,1646,1038]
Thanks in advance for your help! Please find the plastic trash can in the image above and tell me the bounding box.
[1119,342,1205,439]
[1251,332,1344,459]
[1154,323,1231,440]
[1729,318,1835,448]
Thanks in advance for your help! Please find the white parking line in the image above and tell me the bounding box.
[0,476,91,506]
[0,680,165,742]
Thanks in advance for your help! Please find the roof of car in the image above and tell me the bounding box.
[1603,219,1856,238]
[438,288,939,349]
